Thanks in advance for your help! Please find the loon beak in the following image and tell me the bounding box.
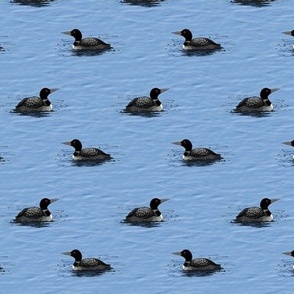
[172,141,182,146]
[62,31,72,36]
[49,88,59,94]
[172,251,182,256]
[270,198,279,204]
[160,88,169,94]
[270,88,279,93]
[283,251,293,256]
[62,141,72,146]
[282,31,293,36]
[282,141,293,146]
[62,251,72,256]
[160,198,169,204]
[50,198,59,204]
[172,31,182,36]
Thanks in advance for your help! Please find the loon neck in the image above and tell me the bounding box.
[263,209,271,216]
[263,99,271,106]
[153,99,161,106]
[153,209,161,216]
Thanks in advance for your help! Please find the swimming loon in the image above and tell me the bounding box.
[173,29,221,50]
[173,249,221,271]
[62,249,111,271]
[235,88,279,112]
[172,139,221,161]
[125,88,168,112]
[15,198,58,222]
[15,88,58,112]
[125,198,168,222]
[62,139,111,161]
[283,30,294,49]
[62,29,111,50]
[235,198,279,222]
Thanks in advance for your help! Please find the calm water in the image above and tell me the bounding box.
[1,0,294,293]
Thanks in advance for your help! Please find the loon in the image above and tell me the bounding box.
[172,139,221,161]
[125,88,168,112]
[235,88,279,112]
[173,249,221,271]
[15,88,58,112]
[283,250,294,270]
[62,249,111,271]
[15,198,58,222]
[125,198,168,222]
[62,139,111,161]
[282,140,294,159]
[62,29,111,50]
[173,29,221,50]
[283,30,294,49]
[235,198,279,222]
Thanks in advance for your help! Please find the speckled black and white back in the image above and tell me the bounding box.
[184,38,221,50]
[126,206,162,222]
[236,207,272,222]
[74,37,111,50]
[74,258,111,271]
[186,148,221,160]
[15,96,52,112]
[236,96,272,112]
[125,96,162,112]
[75,148,111,161]
[185,258,221,271]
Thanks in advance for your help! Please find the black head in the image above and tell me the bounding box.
[70,139,83,151]
[181,29,193,41]
[70,29,83,41]
[150,198,162,209]
[180,139,193,151]
[180,249,193,261]
[39,88,51,100]
[259,198,278,209]
[70,249,83,261]
[259,88,272,100]
[149,88,162,100]
[39,198,58,210]
[260,198,271,209]
[39,198,51,209]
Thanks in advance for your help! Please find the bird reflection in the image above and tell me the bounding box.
[120,0,164,7]
[231,0,275,7]
[10,0,54,7]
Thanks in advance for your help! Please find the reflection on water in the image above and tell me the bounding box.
[182,268,223,277]
[11,110,53,118]
[71,48,113,57]
[71,269,113,277]
[231,0,275,7]
[11,220,53,228]
[120,0,164,7]
[182,48,223,57]
[231,109,274,118]
[182,158,224,167]
[10,0,54,7]
[232,219,273,228]
[122,219,163,228]
[121,109,164,118]
[71,158,114,167]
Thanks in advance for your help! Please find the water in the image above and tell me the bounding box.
[1,0,294,293]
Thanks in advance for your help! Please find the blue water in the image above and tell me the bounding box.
[1,0,294,293]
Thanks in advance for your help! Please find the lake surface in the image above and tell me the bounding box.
[1,0,294,293]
